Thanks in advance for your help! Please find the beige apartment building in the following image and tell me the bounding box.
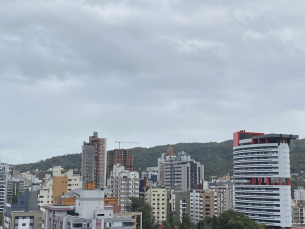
[145,187,167,223]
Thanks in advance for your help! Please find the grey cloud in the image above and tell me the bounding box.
[1,0,305,164]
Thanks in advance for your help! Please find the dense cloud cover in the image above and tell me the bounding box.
[1,0,305,164]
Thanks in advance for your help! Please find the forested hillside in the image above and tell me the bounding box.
[13,139,305,178]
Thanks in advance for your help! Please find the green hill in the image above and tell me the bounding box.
[13,139,305,178]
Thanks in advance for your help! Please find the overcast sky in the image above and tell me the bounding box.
[1,0,305,164]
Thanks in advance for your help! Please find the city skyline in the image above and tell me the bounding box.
[1,0,305,164]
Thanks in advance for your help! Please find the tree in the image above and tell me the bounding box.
[12,194,18,204]
[201,210,266,229]
[179,213,196,229]
[163,211,179,229]
[126,197,158,229]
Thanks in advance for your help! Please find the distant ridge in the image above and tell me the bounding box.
[13,139,305,178]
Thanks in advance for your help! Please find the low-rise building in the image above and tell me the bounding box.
[38,166,82,207]
[292,203,305,225]
[3,191,42,229]
[43,189,133,229]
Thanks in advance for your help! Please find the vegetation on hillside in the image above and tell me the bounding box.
[13,138,305,180]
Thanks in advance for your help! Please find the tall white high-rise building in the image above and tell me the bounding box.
[233,131,298,228]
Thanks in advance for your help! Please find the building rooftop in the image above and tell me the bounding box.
[252,133,299,139]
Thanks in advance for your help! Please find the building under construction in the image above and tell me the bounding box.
[107,149,133,176]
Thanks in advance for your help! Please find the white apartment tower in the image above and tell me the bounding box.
[233,131,298,228]
[82,132,107,189]
[107,164,139,211]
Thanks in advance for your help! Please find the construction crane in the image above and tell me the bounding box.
[115,141,139,149]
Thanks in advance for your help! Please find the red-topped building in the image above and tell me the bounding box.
[233,130,298,229]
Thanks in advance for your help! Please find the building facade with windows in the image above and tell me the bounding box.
[107,149,133,177]
[233,131,297,228]
[107,164,139,211]
[43,189,133,229]
[3,191,42,229]
[209,181,234,215]
[294,186,305,201]
[0,161,9,214]
[164,152,204,192]
[189,189,218,224]
[141,167,158,184]
[82,132,107,189]
[144,187,167,223]
[38,166,82,207]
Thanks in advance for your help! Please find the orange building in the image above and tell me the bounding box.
[84,181,95,190]
[52,176,68,204]
[104,197,118,206]
[107,149,133,176]
[60,197,76,205]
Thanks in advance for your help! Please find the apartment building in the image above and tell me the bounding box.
[107,164,139,211]
[167,187,190,223]
[38,166,82,207]
[292,204,305,225]
[164,151,204,192]
[144,187,167,223]
[295,187,305,201]
[82,132,107,189]
[157,147,175,187]
[107,149,133,176]
[0,161,9,214]
[6,177,26,204]
[209,181,234,215]
[142,167,158,183]
[3,191,42,229]
[189,189,218,224]
[43,189,133,229]
[233,131,297,228]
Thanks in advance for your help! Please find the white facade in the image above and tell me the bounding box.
[43,189,133,229]
[142,167,158,181]
[38,166,82,207]
[107,164,139,211]
[233,132,297,228]
[294,186,305,201]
